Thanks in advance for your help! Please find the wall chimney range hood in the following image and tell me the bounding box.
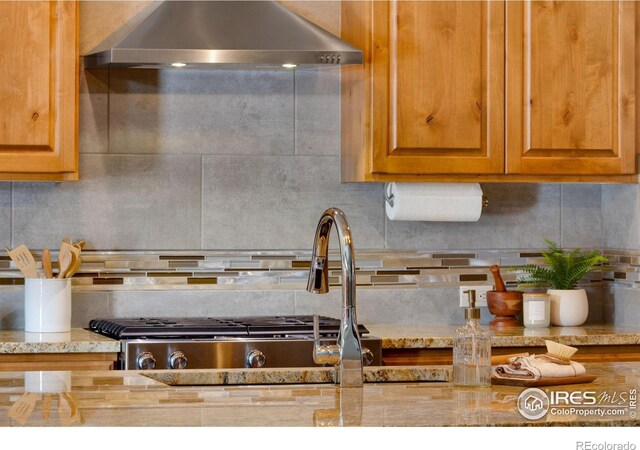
[83,1,363,69]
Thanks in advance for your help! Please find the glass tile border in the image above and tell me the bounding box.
[0,248,607,292]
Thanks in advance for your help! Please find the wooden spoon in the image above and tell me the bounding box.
[6,245,39,278]
[42,248,53,279]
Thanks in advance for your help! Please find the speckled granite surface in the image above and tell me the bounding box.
[1,325,639,354]
[0,330,119,354]
[367,325,640,349]
[0,362,638,426]
[142,366,450,386]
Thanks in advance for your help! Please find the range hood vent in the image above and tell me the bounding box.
[83,1,362,69]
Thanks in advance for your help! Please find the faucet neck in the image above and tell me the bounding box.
[307,208,356,311]
[307,208,363,388]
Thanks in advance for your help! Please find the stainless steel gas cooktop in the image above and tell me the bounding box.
[88,316,381,370]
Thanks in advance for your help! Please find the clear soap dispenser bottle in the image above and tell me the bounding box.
[453,290,491,387]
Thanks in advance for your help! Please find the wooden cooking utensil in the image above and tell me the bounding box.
[42,394,53,420]
[8,392,37,425]
[65,252,81,278]
[6,245,39,278]
[60,252,77,279]
[490,265,507,292]
[58,392,81,426]
[57,242,75,279]
[42,248,53,279]
[66,241,80,258]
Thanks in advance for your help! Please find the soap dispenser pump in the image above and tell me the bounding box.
[453,290,491,387]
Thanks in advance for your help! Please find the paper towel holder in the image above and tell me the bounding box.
[383,184,490,209]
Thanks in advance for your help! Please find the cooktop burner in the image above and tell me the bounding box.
[89,315,369,339]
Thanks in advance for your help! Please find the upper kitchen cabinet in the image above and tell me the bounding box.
[341,1,637,183]
[341,1,505,181]
[0,1,78,181]
[506,1,635,176]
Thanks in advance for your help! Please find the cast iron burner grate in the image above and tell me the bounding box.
[88,315,369,339]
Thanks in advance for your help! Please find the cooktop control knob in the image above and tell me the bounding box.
[246,349,266,368]
[137,352,156,370]
[169,351,188,369]
[361,348,375,367]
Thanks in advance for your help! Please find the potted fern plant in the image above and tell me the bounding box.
[514,240,607,326]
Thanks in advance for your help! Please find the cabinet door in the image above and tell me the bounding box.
[368,1,504,175]
[0,1,78,181]
[506,1,635,175]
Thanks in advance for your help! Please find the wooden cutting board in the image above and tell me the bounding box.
[491,375,597,387]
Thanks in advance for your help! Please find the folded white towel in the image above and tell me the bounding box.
[492,355,586,380]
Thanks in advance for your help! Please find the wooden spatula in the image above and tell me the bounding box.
[8,392,37,425]
[6,245,39,278]
[42,248,53,279]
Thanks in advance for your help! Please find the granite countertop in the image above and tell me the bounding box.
[0,329,120,354]
[1,325,640,354]
[0,362,638,426]
[367,324,640,349]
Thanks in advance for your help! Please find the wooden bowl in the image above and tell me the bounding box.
[486,290,523,328]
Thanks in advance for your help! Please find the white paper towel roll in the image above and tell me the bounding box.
[385,183,484,222]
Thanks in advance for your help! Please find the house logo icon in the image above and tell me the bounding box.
[517,388,550,420]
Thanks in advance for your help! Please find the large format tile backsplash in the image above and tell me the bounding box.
[0,24,630,328]
[0,66,604,252]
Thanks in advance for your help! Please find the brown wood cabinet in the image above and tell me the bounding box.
[341,0,638,183]
[383,345,640,366]
[0,1,79,181]
[0,352,117,372]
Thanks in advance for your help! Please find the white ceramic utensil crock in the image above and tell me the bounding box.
[24,278,71,333]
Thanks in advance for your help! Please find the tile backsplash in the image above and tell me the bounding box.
[0,249,604,291]
[0,248,607,329]
[0,63,617,328]
[0,64,605,252]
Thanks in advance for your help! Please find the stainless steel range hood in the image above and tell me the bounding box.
[83,1,362,69]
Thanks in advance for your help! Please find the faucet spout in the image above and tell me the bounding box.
[307,208,363,388]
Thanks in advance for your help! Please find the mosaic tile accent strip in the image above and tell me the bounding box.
[602,249,640,288]
[0,249,604,292]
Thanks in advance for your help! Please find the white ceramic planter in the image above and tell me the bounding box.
[547,288,589,327]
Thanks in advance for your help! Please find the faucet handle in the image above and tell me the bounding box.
[313,314,340,366]
[361,347,374,366]
[313,314,320,342]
